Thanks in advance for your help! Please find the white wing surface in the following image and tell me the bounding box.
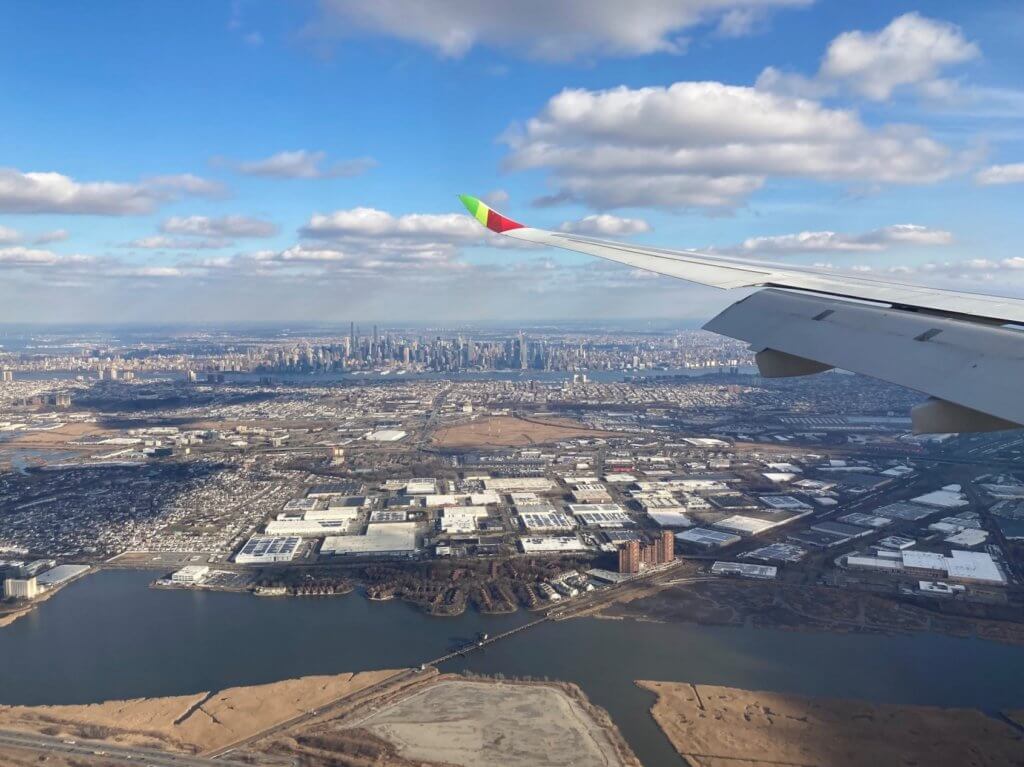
[460,194,1024,433]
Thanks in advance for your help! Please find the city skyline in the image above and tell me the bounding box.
[2,2,1023,322]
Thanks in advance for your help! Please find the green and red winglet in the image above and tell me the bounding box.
[458,194,525,233]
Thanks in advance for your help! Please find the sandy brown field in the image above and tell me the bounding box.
[353,678,636,767]
[0,669,403,755]
[640,681,1024,767]
[7,421,108,448]
[431,415,615,448]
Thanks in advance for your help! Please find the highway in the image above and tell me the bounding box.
[0,727,243,766]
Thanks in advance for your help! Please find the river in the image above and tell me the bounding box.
[2,570,1024,766]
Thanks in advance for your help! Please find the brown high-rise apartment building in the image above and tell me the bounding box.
[618,540,641,574]
[619,532,675,574]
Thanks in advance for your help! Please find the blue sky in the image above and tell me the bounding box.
[0,0,1022,323]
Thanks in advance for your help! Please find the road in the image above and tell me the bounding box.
[0,727,243,767]
[203,668,421,758]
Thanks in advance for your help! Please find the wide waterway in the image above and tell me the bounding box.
[3,570,1024,766]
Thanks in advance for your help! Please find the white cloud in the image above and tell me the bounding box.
[505,81,955,209]
[0,247,95,268]
[301,207,482,240]
[114,266,185,278]
[312,0,809,60]
[0,168,224,215]
[144,173,227,197]
[758,13,978,102]
[821,13,977,101]
[0,225,20,244]
[975,163,1024,186]
[726,224,953,255]
[235,150,376,179]
[160,215,277,238]
[32,229,69,245]
[128,236,231,250]
[483,189,510,206]
[560,214,651,236]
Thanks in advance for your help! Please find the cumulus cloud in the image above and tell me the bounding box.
[311,0,809,60]
[0,168,224,215]
[560,214,651,236]
[975,163,1024,186]
[234,150,376,179]
[758,13,978,102]
[160,215,277,238]
[723,224,953,255]
[0,225,20,244]
[821,13,977,101]
[301,207,481,240]
[504,81,955,209]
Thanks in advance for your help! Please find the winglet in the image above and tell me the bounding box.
[459,194,525,233]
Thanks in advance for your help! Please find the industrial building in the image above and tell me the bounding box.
[711,561,778,579]
[570,482,612,503]
[265,518,355,537]
[742,542,807,563]
[440,506,489,533]
[365,429,407,442]
[35,564,90,587]
[847,549,1007,585]
[676,527,741,549]
[569,504,631,528]
[646,510,692,527]
[321,522,419,557]
[171,565,209,584]
[235,535,302,564]
[369,510,408,523]
[405,478,438,495]
[714,515,776,536]
[519,511,576,532]
[518,535,587,554]
[484,477,555,492]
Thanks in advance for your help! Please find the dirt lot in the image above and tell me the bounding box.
[0,669,403,754]
[350,678,637,767]
[431,415,616,448]
[640,681,1024,767]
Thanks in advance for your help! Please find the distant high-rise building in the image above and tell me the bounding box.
[4,576,38,600]
[0,369,12,382]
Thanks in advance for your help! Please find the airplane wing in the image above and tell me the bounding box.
[460,194,1024,434]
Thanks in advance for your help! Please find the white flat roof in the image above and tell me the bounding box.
[322,522,418,555]
[715,515,775,535]
[519,535,587,553]
[365,429,407,442]
[947,550,1006,584]
[647,510,692,528]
